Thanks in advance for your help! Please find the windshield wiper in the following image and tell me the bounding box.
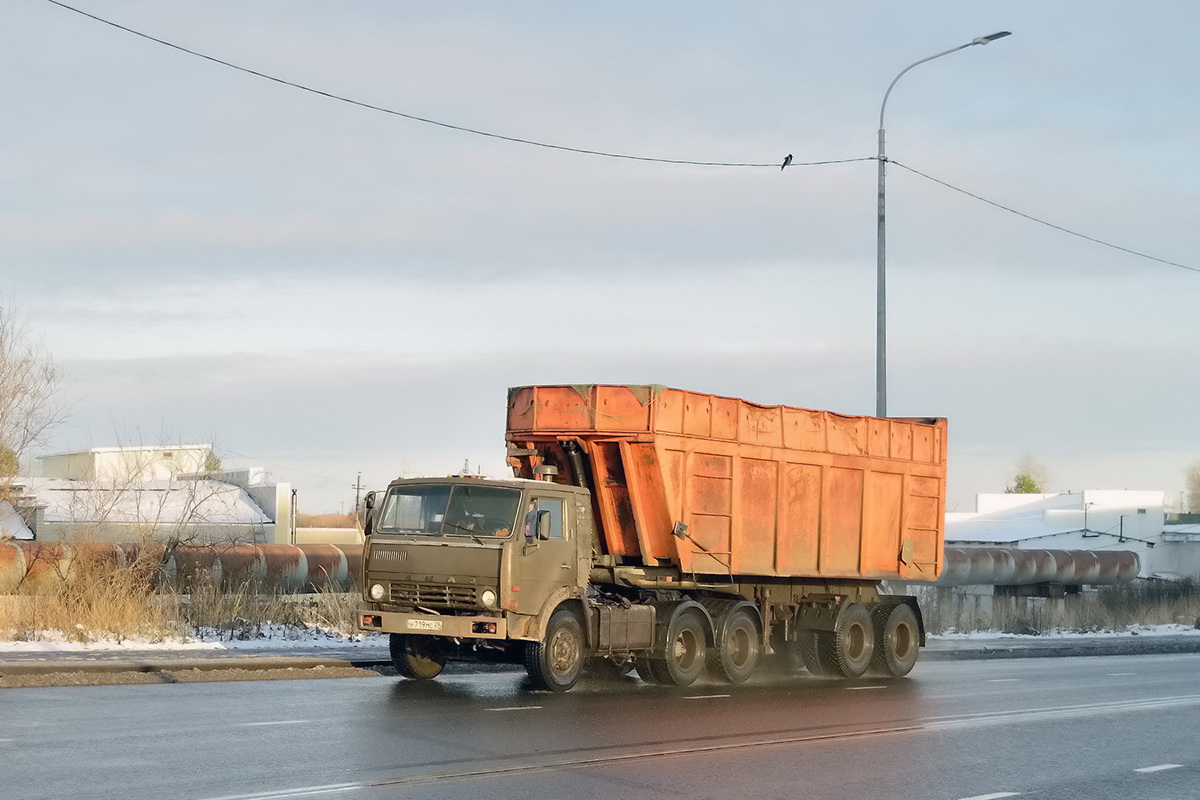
[440,521,486,545]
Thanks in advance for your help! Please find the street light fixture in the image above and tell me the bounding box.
[875,31,1011,418]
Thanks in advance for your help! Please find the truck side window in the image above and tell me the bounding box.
[526,498,565,539]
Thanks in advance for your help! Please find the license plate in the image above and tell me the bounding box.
[407,618,443,631]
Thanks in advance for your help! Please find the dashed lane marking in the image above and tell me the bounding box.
[486,706,543,712]
[958,793,1021,800]
[847,685,887,690]
[1107,672,1136,677]
[685,694,730,699]
[1135,764,1183,773]
[239,720,311,727]
[988,679,1019,683]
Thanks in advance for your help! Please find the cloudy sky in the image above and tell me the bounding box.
[6,1,1198,513]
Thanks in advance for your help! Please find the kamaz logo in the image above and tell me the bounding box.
[372,549,407,562]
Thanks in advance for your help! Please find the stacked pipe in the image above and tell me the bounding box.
[0,541,363,594]
[937,547,1139,587]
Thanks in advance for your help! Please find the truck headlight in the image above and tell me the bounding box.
[480,589,498,609]
[368,583,386,601]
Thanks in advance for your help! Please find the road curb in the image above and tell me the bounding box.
[0,655,391,677]
[3,637,1200,678]
[922,636,1200,661]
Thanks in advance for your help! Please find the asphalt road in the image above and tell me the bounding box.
[4,654,1199,800]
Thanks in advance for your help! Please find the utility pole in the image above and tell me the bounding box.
[354,472,363,515]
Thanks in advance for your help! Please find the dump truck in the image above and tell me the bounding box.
[358,384,947,691]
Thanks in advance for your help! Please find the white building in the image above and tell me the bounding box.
[2,448,296,545]
[39,444,214,482]
[947,490,1200,580]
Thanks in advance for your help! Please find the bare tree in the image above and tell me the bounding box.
[0,304,67,503]
[1185,461,1200,514]
[1006,453,1051,494]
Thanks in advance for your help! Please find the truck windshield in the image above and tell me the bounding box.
[375,484,521,538]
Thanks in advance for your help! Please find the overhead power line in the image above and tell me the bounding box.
[43,0,868,170]
[43,1,1197,275]
[890,160,1199,275]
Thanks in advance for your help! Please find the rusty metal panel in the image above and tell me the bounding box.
[776,463,821,575]
[620,441,677,563]
[681,392,713,438]
[710,396,739,441]
[505,385,947,582]
[586,441,641,557]
[741,403,783,448]
[655,389,686,435]
[890,422,914,461]
[594,385,653,431]
[736,457,778,575]
[820,467,863,574]
[868,419,889,458]
[861,471,903,577]
[783,407,827,451]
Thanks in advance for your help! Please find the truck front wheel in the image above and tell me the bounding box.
[525,608,585,692]
[389,634,447,680]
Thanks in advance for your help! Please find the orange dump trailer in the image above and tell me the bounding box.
[506,384,947,583]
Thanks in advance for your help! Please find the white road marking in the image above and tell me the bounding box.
[197,783,361,800]
[239,720,311,727]
[1135,764,1183,773]
[847,685,886,690]
[685,694,730,699]
[958,793,1021,800]
[1107,672,1136,677]
[988,679,1020,683]
[486,706,542,712]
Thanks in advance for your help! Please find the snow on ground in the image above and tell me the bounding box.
[0,626,387,653]
[2,624,1197,654]
[931,623,1200,640]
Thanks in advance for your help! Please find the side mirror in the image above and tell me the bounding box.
[536,510,552,540]
[364,491,376,511]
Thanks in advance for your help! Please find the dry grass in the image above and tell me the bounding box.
[917,579,1200,635]
[0,544,361,644]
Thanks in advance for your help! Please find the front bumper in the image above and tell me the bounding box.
[358,608,508,640]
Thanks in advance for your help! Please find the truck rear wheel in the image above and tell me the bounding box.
[389,634,447,680]
[870,603,920,677]
[708,609,760,684]
[635,657,670,685]
[830,603,874,678]
[799,630,837,676]
[525,608,585,692]
[659,608,708,686]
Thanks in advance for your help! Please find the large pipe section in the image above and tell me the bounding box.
[938,547,1139,587]
[0,542,1139,592]
[0,542,363,594]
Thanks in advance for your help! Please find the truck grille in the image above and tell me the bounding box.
[389,581,479,610]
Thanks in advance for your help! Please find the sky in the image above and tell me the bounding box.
[5,1,1198,513]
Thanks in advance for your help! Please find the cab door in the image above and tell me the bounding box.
[513,495,578,615]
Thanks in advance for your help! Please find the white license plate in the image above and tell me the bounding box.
[407,618,443,631]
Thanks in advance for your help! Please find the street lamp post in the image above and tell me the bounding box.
[875,31,1011,418]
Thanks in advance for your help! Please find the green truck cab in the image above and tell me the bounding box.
[359,475,599,690]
